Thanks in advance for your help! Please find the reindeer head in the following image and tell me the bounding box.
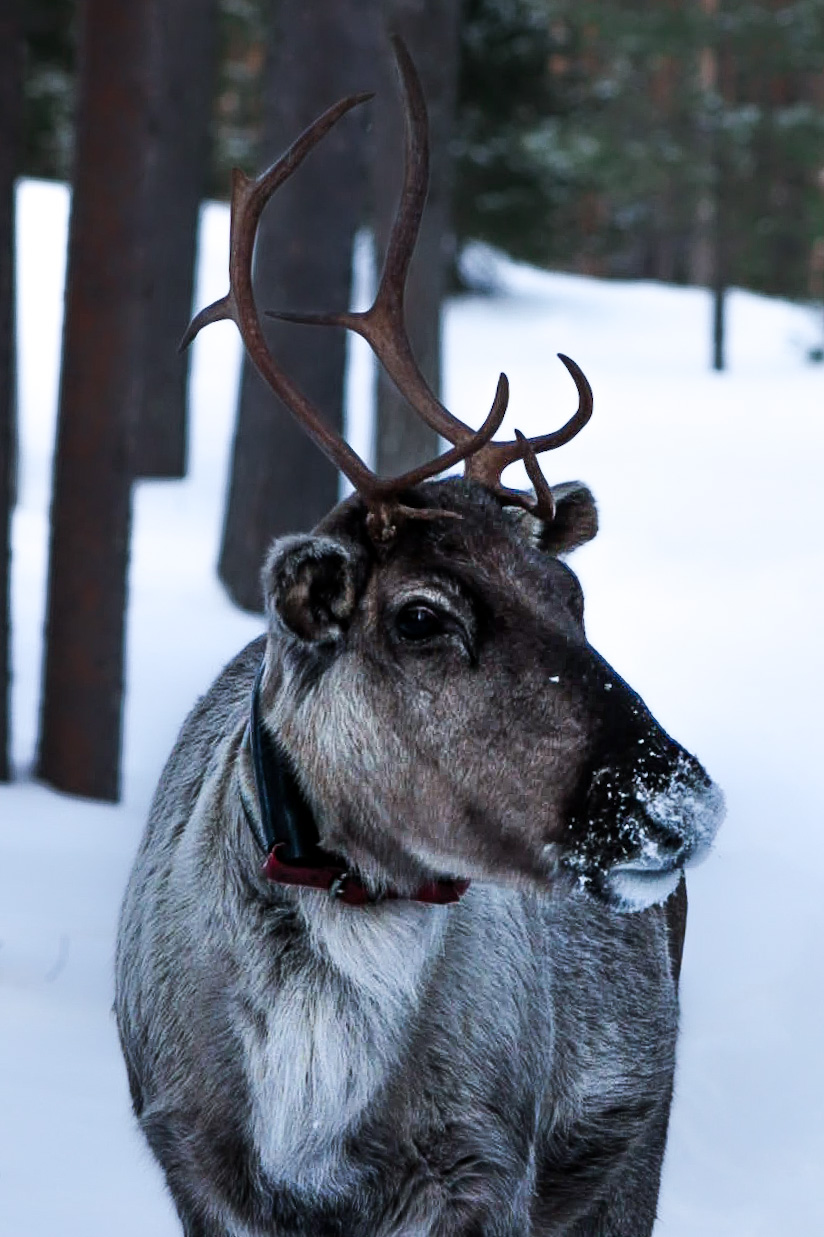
[258,478,722,913]
[184,39,723,913]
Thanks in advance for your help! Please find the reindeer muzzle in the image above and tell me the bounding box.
[563,662,725,912]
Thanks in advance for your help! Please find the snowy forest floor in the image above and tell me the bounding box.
[1,180,823,1235]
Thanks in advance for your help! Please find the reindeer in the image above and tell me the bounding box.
[115,40,723,1237]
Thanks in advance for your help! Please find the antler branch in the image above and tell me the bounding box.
[464,354,593,519]
[181,40,593,530]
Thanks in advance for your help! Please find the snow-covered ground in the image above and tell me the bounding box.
[1,179,822,1235]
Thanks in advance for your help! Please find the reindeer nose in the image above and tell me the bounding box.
[564,648,724,910]
[644,818,688,862]
[622,750,724,872]
[572,728,723,883]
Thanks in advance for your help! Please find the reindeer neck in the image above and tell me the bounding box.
[243,659,470,908]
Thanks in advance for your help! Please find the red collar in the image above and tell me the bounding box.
[263,845,470,907]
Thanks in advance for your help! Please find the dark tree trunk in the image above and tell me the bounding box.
[218,0,379,613]
[0,0,23,781]
[705,13,729,374]
[132,0,217,479]
[712,279,726,372]
[38,0,153,801]
[711,147,728,373]
[373,0,462,478]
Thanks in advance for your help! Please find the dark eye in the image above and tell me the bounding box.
[395,603,445,642]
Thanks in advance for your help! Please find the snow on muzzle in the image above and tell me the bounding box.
[561,660,725,913]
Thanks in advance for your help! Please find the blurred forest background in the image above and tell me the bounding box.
[20,0,824,296]
[2,0,823,799]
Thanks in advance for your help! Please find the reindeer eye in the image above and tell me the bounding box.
[395,603,445,642]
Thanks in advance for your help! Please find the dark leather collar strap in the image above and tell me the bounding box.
[249,659,470,907]
[263,844,471,906]
[249,660,322,863]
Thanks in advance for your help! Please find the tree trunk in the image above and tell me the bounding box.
[132,0,217,479]
[701,2,729,374]
[38,0,153,801]
[711,140,728,373]
[712,278,726,372]
[373,0,462,478]
[218,0,379,612]
[0,0,23,781]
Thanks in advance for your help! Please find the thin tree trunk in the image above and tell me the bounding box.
[811,237,824,360]
[701,0,729,373]
[711,137,728,372]
[133,0,217,479]
[712,278,726,371]
[38,0,153,801]
[0,0,23,781]
[219,0,378,612]
[373,0,462,478]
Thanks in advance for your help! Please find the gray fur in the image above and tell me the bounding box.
[116,478,723,1236]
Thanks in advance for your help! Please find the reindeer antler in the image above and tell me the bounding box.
[181,37,592,533]
[465,354,593,520]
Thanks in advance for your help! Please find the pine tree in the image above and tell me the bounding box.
[453,0,575,270]
[38,0,154,800]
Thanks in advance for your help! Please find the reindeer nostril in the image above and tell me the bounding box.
[648,824,684,858]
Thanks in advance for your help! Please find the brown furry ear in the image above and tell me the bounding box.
[508,482,598,556]
[540,482,598,554]
[262,535,367,643]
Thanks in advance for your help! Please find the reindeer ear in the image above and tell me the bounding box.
[506,482,598,555]
[262,535,367,643]
[537,482,598,555]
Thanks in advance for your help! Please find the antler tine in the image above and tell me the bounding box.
[514,430,556,521]
[180,91,387,500]
[386,372,509,489]
[180,91,372,353]
[464,355,593,515]
[266,36,481,449]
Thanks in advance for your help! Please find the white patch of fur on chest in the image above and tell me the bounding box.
[242,897,447,1193]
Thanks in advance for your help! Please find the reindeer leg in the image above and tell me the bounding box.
[531,1083,674,1237]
